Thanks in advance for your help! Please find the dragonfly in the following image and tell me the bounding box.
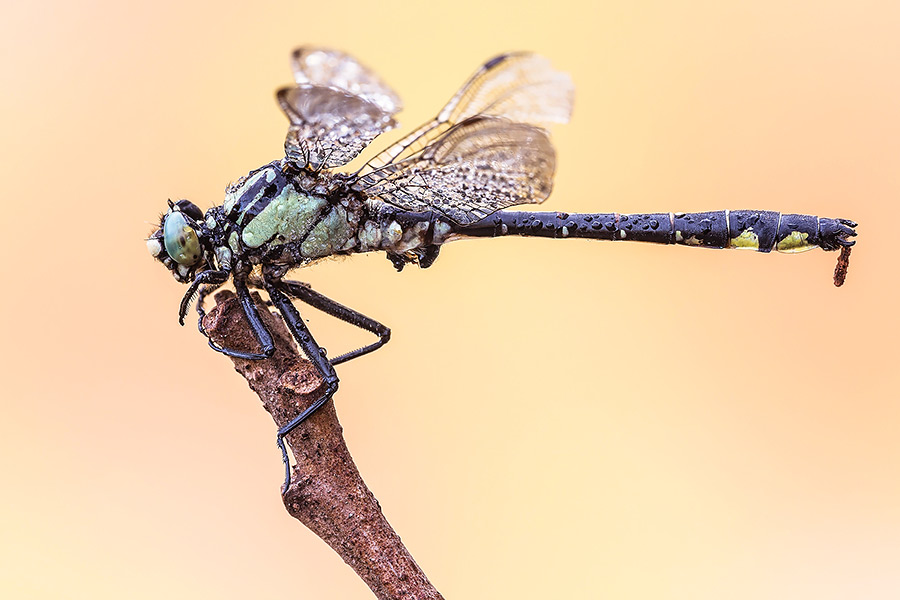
[147,48,857,490]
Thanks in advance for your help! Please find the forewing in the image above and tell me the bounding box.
[279,48,403,170]
[357,116,556,225]
[291,47,402,114]
[277,85,398,170]
[362,53,573,173]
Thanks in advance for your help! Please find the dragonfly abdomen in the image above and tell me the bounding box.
[462,210,856,254]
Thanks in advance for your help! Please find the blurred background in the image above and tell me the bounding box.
[2,1,898,598]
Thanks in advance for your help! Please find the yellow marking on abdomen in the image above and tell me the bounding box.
[775,231,815,253]
[727,229,760,250]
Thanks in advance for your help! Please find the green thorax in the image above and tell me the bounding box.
[222,161,362,261]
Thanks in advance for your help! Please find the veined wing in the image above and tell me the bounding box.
[356,116,556,225]
[277,85,398,170]
[279,48,402,170]
[360,53,573,174]
[290,47,402,114]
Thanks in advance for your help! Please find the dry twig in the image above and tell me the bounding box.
[203,290,443,600]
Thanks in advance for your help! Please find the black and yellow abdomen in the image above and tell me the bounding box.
[461,209,856,255]
[674,210,851,253]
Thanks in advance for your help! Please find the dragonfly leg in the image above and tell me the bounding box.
[179,269,229,325]
[264,278,340,492]
[195,278,223,336]
[194,276,275,360]
[195,280,221,324]
[279,279,391,366]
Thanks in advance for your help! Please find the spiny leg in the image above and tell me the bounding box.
[265,278,340,491]
[279,279,391,366]
[191,274,276,360]
[229,277,276,359]
[195,279,223,341]
[179,269,229,325]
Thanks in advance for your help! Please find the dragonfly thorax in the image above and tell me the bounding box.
[214,160,366,273]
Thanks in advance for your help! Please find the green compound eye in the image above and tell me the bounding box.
[163,211,202,266]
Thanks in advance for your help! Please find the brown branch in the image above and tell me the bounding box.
[203,290,443,600]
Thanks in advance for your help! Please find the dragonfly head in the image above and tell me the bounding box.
[147,199,209,283]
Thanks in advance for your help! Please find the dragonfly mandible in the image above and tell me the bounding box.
[147,48,857,490]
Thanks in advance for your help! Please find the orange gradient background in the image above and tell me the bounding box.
[2,1,898,598]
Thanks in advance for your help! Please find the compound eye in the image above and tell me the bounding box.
[163,211,202,266]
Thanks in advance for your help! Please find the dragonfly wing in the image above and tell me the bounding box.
[290,47,402,114]
[361,53,573,173]
[280,48,403,170]
[357,116,556,225]
[278,85,398,170]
